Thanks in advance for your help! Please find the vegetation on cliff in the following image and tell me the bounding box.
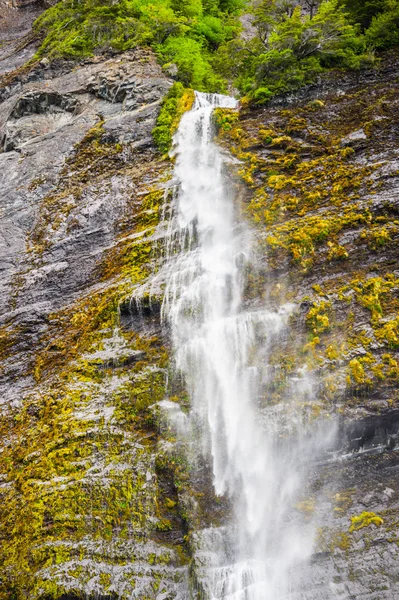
[0,101,193,595]
[218,0,399,103]
[33,0,399,100]
[215,71,399,410]
[152,83,195,153]
[33,0,243,91]
[340,0,399,33]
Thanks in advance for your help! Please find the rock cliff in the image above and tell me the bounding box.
[0,5,192,597]
[215,57,399,598]
[1,2,399,599]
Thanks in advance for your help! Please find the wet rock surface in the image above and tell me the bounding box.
[0,8,190,596]
[1,3,399,598]
[0,1,41,75]
[0,46,171,404]
[216,54,399,598]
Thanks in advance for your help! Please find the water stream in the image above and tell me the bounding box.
[160,92,315,599]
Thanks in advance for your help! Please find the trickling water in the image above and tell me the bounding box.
[161,93,316,599]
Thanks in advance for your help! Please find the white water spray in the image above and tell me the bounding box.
[161,93,315,599]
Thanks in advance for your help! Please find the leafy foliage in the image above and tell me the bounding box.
[157,36,225,89]
[152,82,194,153]
[34,0,242,91]
[216,0,377,102]
[365,1,399,49]
[34,0,399,100]
[338,0,388,30]
[339,0,399,48]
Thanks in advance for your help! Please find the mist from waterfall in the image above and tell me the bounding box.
[160,92,319,599]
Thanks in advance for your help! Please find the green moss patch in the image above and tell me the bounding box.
[152,83,195,154]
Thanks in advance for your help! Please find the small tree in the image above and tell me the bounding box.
[365,1,399,48]
[253,0,297,49]
[242,0,367,101]
[255,0,362,59]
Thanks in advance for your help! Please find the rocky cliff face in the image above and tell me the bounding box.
[1,3,399,599]
[215,58,399,598]
[0,0,41,76]
[0,6,193,597]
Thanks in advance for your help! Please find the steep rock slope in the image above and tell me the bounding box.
[0,0,42,75]
[0,8,192,597]
[215,58,399,598]
[1,3,399,599]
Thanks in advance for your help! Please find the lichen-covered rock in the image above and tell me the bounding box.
[2,3,399,599]
[215,58,399,599]
[0,15,191,596]
[0,1,41,76]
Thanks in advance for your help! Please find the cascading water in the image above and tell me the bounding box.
[159,92,317,599]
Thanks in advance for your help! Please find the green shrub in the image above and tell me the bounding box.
[365,2,399,49]
[224,0,373,103]
[157,36,224,90]
[33,0,399,100]
[252,86,274,104]
[34,0,242,90]
[152,82,195,153]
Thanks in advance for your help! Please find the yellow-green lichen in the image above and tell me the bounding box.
[349,511,384,533]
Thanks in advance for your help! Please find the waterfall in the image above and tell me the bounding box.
[161,93,315,599]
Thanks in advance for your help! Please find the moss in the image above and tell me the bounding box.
[0,315,183,597]
[295,498,315,515]
[307,99,325,110]
[215,81,399,407]
[361,223,397,250]
[155,519,173,532]
[152,83,195,154]
[0,115,190,595]
[327,242,349,261]
[349,511,384,533]
[316,527,352,554]
[306,301,331,335]
[213,108,239,132]
[0,324,22,366]
[265,209,371,270]
[339,275,399,323]
[28,176,47,191]
[27,121,128,256]
[164,497,177,509]
[32,287,121,380]
[331,531,352,552]
[216,89,399,272]
[375,318,399,349]
[333,490,355,514]
[347,358,369,385]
